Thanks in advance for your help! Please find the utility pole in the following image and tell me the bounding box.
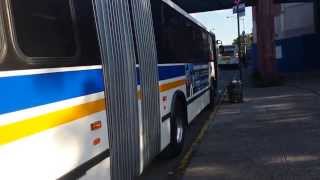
[255,0,277,83]
[236,2,243,81]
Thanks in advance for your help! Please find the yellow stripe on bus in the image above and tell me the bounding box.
[160,79,186,92]
[0,79,185,145]
[0,99,106,145]
[138,79,186,99]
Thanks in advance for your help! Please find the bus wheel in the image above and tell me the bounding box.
[162,98,187,158]
[209,78,216,107]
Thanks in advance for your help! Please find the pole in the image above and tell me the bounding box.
[237,4,243,81]
[242,18,245,32]
[256,0,277,82]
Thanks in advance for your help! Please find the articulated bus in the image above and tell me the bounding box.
[0,0,217,179]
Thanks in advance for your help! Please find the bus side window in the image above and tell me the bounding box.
[0,18,3,60]
[72,0,101,66]
[10,0,77,58]
[151,2,210,64]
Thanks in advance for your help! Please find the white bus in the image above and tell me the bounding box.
[218,45,239,65]
[0,0,217,179]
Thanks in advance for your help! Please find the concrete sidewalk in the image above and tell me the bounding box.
[183,79,320,180]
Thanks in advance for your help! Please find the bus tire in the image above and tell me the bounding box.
[162,94,187,158]
[209,78,216,107]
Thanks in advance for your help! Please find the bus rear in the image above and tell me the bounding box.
[218,45,239,65]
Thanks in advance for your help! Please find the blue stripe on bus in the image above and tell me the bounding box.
[136,65,186,85]
[0,69,104,115]
[158,65,185,81]
[0,65,186,114]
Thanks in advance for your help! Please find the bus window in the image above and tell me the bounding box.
[151,2,210,64]
[222,50,235,57]
[10,0,77,58]
[0,20,3,58]
[72,0,101,66]
[0,11,4,61]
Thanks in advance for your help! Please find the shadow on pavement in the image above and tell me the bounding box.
[183,81,320,180]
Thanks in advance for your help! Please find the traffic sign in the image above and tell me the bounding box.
[233,3,245,17]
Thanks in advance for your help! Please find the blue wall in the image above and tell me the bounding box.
[251,33,320,73]
[250,44,259,72]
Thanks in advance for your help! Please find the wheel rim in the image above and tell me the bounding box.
[176,116,184,143]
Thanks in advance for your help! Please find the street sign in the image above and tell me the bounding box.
[233,3,245,17]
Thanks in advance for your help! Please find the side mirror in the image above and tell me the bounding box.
[218,45,224,54]
[216,40,223,45]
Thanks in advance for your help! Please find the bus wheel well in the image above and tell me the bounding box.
[172,91,188,126]
[160,90,187,158]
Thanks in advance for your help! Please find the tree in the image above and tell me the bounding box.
[232,33,253,48]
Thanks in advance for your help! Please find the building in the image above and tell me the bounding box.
[252,2,320,73]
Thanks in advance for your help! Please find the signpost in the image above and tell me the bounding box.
[234,0,243,82]
[233,3,245,17]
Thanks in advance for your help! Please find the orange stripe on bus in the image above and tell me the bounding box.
[1,79,185,145]
[137,79,186,99]
[0,99,106,145]
[160,79,186,92]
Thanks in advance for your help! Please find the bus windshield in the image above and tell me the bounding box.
[222,50,234,57]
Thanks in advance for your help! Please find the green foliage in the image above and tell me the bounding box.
[233,33,253,48]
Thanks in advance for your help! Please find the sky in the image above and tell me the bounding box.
[191,7,253,45]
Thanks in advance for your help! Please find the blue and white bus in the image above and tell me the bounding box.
[0,0,217,179]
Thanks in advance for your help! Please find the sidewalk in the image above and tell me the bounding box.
[183,78,320,180]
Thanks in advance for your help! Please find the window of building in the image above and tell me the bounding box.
[11,0,77,58]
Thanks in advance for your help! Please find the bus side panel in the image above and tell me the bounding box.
[79,158,110,180]
[185,64,210,123]
[158,64,187,150]
[187,90,210,123]
[157,63,210,151]
[0,66,110,180]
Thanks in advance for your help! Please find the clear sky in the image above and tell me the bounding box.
[191,7,253,45]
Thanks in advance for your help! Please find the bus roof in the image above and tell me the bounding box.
[162,0,208,31]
